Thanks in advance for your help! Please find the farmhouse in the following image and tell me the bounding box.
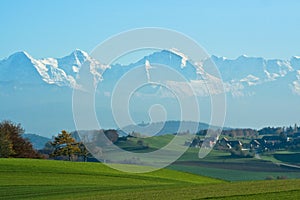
[219,137,242,149]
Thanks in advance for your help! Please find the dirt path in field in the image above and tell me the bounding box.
[174,160,300,172]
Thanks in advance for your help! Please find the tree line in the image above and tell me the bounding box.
[0,120,92,160]
[0,120,120,161]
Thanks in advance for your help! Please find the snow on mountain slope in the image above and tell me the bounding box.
[291,70,300,95]
[211,55,266,82]
[0,49,106,88]
[291,56,300,70]
[98,49,225,97]
[1,50,300,97]
[57,49,90,77]
[209,55,299,96]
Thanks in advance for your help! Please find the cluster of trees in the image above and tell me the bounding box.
[197,125,300,139]
[258,124,299,135]
[221,128,258,139]
[258,127,283,135]
[0,120,88,160]
[43,129,120,161]
[197,128,258,139]
[0,120,121,162]
[0,121,41,158]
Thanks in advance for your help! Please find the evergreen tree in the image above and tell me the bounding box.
[51,130,80,161]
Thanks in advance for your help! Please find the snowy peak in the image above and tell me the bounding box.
[0,51,45,84]
[0,49,100,88]
[5,51,35,67]
[60,49,89,66]
[8,51,31,59]
[57,49,90,75]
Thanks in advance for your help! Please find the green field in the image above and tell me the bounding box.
[171,149,300,181]
[1,159,300,199]
[116,135,300,181]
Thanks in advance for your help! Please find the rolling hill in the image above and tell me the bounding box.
[1,159,300,199]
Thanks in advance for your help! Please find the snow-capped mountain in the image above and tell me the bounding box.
[0,49,104,88]
[1,49,300,136]
[210,55,300,96]
[1,49,300,97]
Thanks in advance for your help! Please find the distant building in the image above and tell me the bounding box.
[219,137,242,149]
[250,139,265,149]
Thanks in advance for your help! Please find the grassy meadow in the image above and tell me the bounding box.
[1,158,300,199]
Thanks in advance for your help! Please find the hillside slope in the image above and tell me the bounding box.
[1,159,300,199]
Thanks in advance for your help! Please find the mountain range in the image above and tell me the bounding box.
[1,49,300,96]
[1,49,300,136]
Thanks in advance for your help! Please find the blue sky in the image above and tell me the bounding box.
[1,0,300,59]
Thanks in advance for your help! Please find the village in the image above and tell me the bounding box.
[187,125,300,157]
